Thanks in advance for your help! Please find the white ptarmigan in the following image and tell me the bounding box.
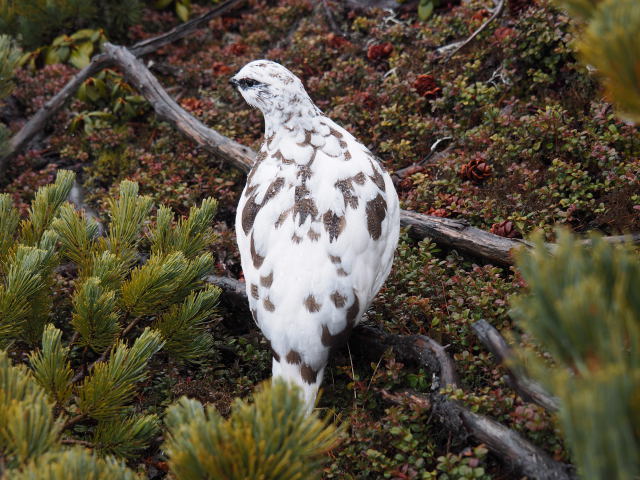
[231,60,400,410]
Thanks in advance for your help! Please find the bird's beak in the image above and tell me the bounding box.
[229,77,240,88]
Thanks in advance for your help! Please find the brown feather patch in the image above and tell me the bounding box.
[304,294,321,312]
[365,193,387,240]
[323,210,346,242]
[260,272,273,287]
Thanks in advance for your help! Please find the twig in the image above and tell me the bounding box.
[322,0,346,37]
[444,0,506,59]
[0,0,247,175]
[61,438,94,447]
[62,414,86,431]
[128,0,247,57]
[472,319,560,412]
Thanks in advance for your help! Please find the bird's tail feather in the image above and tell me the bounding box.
[272,358,323,413]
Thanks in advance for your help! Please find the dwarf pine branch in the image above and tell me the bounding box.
[71,278,120,354]
[0,350,64,468]
[9,447,138,480]
[555,0,640,122]
[92,413,159,459]
[512,230,640,480]
[19,169,74,247]
[28,324,74,406]
[0,171,340,476]
[153,285,219,362]
[150,197,218,259]
[76,328,164,421]
[51,203,100,273]
[0,193,20,266]
[164,380,341,480]
[104,180,152,265]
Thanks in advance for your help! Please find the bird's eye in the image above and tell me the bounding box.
[238,78,261,89]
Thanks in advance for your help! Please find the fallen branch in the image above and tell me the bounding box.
[346,326,573,479]
[0,0,246,175]
[442,0,505,59]
[208,274,574,480]
[102,43,256,172]
[128,0,247,57]
[472,320,560,412]
[401,210,530,266]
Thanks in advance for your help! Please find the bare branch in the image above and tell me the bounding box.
[128,0,247,57]
[443,0,506,59]
[102,44,256,171]
[472,319,560,412]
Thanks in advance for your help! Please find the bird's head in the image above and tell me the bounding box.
[230,60,316,119]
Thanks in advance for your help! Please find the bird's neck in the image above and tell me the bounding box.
[262,94,321,140]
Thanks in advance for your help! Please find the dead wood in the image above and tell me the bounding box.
[402,210,531,265]
[208,274,574,480]
[441,0,506,59]
[472,319,560,412]
[128,0,247,57]
[102,44,256,172]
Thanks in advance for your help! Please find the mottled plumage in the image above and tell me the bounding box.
[231,60,400,409]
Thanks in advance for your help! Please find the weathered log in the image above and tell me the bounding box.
[103,44,256,172]
[401,210,530,265]
[472,319,560,412]
[208,274,574,480]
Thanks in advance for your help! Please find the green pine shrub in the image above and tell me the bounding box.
[555,0,640,122]
[511,230,640,479]
[164,379,340,480]
[0,33,20,155]
[0,170,339,478]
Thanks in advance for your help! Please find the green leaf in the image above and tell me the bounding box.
[69,48,90,69]
[175,1,189,22]
[418,0,435,20]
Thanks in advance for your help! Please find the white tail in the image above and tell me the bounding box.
[272,358,324,414]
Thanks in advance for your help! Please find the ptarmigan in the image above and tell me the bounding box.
[231,60,400,410]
